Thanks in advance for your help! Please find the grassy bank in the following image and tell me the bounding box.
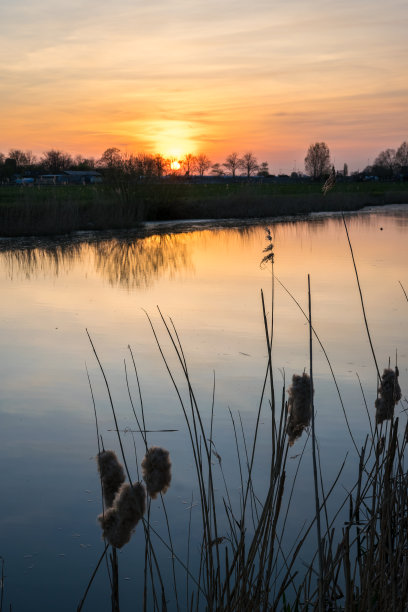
[1,180,408,236]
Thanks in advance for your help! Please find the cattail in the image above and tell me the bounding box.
[97,450,125,508]
[286,373,312,446]
[98,482,146,549]
[141,446,172,499]
[375,368,401,424]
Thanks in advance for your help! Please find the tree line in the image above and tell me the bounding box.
[0,147,269,180]
[1,141,407,181]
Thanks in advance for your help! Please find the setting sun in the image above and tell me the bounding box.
[170,160,181,171]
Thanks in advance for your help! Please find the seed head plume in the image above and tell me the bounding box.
[322,166,336,195]
[286,373,312,445]
[98,482,146,548]
[97,450,125,508]
[260,227,274,267]
[375,367,401,424]
[141,446,172,499]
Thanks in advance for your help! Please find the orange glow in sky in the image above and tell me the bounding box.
[1,1,408,172]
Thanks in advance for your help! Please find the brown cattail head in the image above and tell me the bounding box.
[98,481,146,548]
[141,446,172,499]
[375,368,402,424]
[286,373,312,446]
[97,450,126,508]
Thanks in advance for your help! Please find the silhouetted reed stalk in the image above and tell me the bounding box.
[342,213,381,382]
[308,275,324,612]
[274,273,360,455]
[77,224,407,610]
[80,333,180,611]
[399,280,408,302]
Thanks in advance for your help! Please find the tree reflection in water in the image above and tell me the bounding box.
[0,232,193,289]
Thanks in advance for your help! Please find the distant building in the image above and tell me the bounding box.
[63,170,103,184]
[38,174,70,185]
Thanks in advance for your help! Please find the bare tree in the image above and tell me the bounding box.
[343,163,348,177]
[304,143,331,179]
[257,161,269,177]
[40,149,73,173]
[223,152,243,177]
[241,152,259,177]
[195,153,212,176]
[211,162,225,176]
[304,142,331,179]
[98,147,122,169]
[8,149,37,169]
[181,153,197,176]
[73,155,96,170]
[373,148,396,178]
[153,154,167,177]
[0,152,5,165]
[396,141,408,172]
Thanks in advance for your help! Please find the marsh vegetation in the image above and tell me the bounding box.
[0,209,407,610]
[1,180,408,236]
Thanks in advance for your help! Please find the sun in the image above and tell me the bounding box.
[170,160,181,171]
[145,120,197,159]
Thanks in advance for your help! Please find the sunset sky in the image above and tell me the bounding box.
[1,0,407,172]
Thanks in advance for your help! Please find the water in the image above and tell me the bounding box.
[0,205,407,610]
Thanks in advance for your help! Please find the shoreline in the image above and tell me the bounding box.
[1,181,407,238]
[1,202,407,250]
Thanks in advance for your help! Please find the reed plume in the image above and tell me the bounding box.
[141,446,172,499]
[98,482,146,549]
[375,367,401,424]
[322,166,336,195]
[260,227,274,267]
[286,372,312,445]
[97,450,125,508]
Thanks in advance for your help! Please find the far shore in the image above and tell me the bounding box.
[0,181,407,238]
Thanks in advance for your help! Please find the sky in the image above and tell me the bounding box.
[1,0,408,173]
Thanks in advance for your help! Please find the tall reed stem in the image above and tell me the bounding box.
[309,274,324,611]
[342,214,381,381]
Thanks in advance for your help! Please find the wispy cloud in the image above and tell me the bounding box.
[1,0,407,170]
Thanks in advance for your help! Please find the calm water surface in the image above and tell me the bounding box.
[0,205,407,610]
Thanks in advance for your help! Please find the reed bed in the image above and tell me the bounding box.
[1,181,408,236]
[73,223,407,612]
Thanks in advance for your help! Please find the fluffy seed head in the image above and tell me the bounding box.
[141,446,172,499]
[286,373,312,446]
[97,450,126,508]
[375,368,401,424]
[98,481,146,548]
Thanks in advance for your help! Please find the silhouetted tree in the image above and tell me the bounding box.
[396,141,408,173]
[211,162,225,176]
[343,163,348,177]
[98,147,123,169]
[8,149,36,170]
[3,158,17,178]
[73,155,96,170]
[241,152,259,177]
[223,152,243,177]
[372,148,396,178]
[0,153,5,165]
[40,149,73,173]
[257,161,269,177]
[181,153,196,176]
[304,142,331,179]
[153,154,167,177]
[195,154,211,176]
